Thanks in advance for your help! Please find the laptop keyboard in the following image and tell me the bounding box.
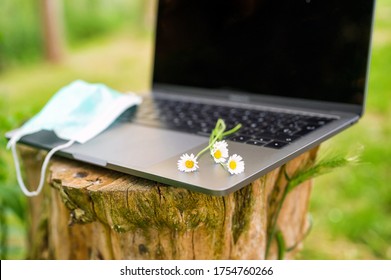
[118,98,337,149]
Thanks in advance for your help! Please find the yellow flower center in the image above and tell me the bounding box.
[185,160,194,169]
[214,150,222,159]
[229,160,237,170]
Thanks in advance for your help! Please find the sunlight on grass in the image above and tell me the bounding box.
[1,32,153,119]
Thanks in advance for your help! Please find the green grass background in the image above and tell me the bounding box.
[0,0,390,259]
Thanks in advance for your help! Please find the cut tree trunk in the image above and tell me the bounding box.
[19,144,318,260]
[41,0,64,62]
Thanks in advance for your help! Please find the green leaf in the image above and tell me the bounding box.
[0,184,27,222]
[287,151,361,193]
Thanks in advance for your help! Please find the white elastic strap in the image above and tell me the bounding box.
[11,140,75,197]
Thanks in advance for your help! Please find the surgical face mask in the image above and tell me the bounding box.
[7,80,142,197]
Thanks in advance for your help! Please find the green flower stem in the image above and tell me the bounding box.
[195,119,242,160]
[276,230,286,260]
[265,152,357,259]
[265,174,290,259]
[221,123,242,138]
[196,119,226,158]
[195,138,217,159]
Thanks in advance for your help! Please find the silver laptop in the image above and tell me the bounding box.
[12,0,376,195]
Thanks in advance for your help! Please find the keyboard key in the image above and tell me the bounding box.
[230,135,251,142]
[246,140,265,146]
[134,98,334,147]
[280,128,300,135]
[254,136,272,143]
[241,127,260,136]
[274,134,301,143]
[294,124,321,136]
[305,124,320,131]
[265,141,289,149]
[307,116,334,126]
[198,127,212,134]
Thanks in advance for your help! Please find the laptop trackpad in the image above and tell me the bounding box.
[69,124,208,168]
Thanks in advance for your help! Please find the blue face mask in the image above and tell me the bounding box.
[7,80,142,197]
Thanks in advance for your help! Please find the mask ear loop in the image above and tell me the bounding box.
[10,140,75,197]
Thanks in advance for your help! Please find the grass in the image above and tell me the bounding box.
[2,32,153,115]
[0,0,390,260]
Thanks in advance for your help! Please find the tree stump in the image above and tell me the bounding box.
[20,144,318,260]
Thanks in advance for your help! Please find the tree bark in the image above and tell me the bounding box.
[20,145,318,259]
[41,0,64,62]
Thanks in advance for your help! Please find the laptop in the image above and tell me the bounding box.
[10,0,376,195]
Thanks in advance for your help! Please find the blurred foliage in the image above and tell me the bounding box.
[0,0,147,72]
[0,96,27,259]
[0,0,43,70]
[64,0,146,45]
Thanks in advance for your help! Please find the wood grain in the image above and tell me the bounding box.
[19,144,318,259]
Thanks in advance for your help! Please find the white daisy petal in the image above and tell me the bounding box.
[213,140,228,150]
[227,154,245,175]
[210,140,229,163]
[177,153,199,172]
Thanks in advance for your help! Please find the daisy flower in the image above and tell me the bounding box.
[210,140,229,163]
[177,153,199,172]
[227,154,245,175]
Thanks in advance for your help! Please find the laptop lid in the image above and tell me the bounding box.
[152,0,375,116]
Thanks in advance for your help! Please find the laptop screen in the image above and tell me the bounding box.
[153,0,375,106]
